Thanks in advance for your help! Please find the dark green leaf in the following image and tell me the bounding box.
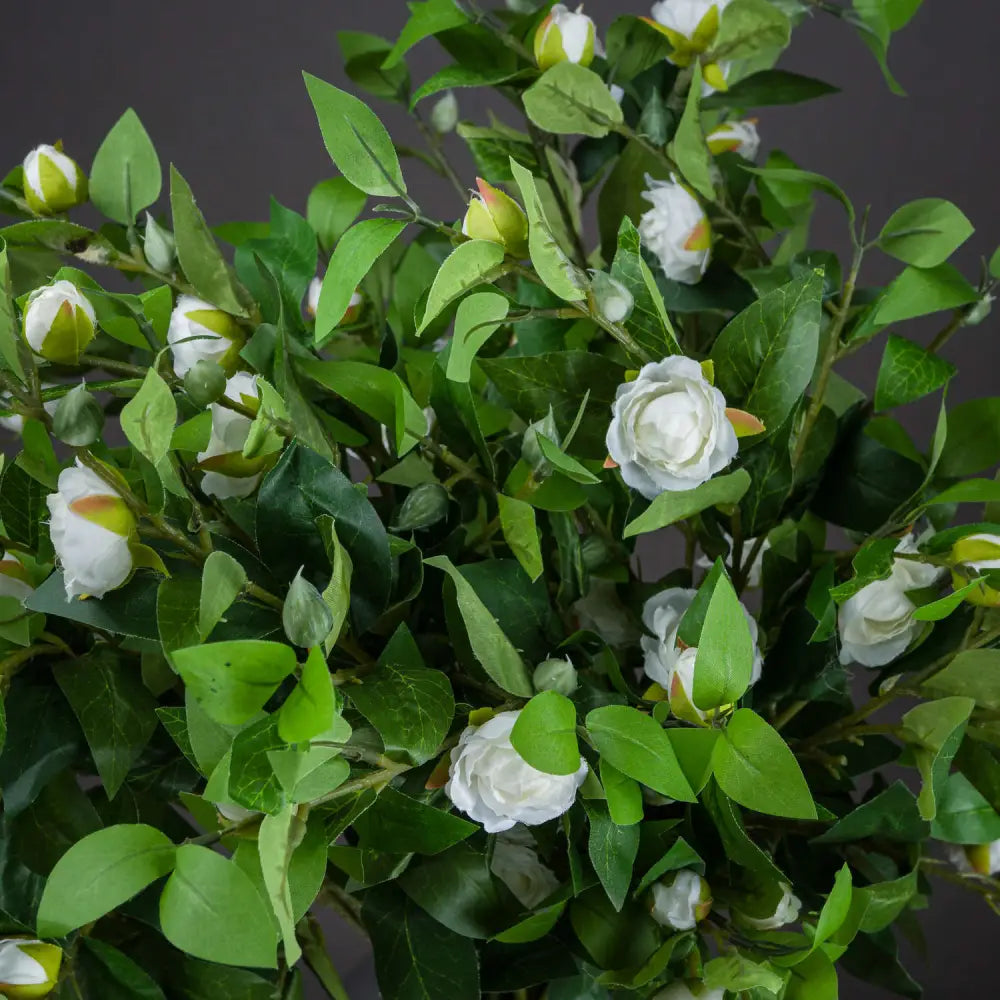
[703,69,838,108]
[874,334,955,411]
[813,781,928,844]
[353,787,477,855]
[585,801,639,912]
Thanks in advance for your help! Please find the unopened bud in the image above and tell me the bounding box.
[589,270,634,324]
[283,568,334,648]
[650,870,712,930]
[184,360,228,408]
[950,532,1000,607]
[706,120,761,161]
[732,881,802,931]
[534,4,597,71]
[430,91,459,134]
[52,382,104,446]
[965,293,994,327]
[462,178,529,259]
[22,144,87,215]
[580,534,614,571]
[144,212,176,272]
[521,407,560,476]
[533,656,578,696]
[0,938,63,998]
[22,280,96,364]
[393,483,450,532]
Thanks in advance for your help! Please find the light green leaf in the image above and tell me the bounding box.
[812,864,853,951]
[511,690,580,776]
[874,333,955,411]
[258,807,304,965]
[446,291,509,383]
[90,108,162,224]
[171,641,298,725]
[536,435,600,484]
[931,772,1000,845]
[586,705,695,802]
[873,263,977,326]
[120,367,176,465]
[303,73,407,197]
[522,62,624,139]
[278,646,336,743]
[306,176,367,254]
[901,696,974,820]
[425,555,533,697]
[692,573,755,710]
[317,515,353,654]
[911,578,986,621]
[670,62,713,200]
[160,844,277,968]
[37,824,177,936]
[702,954,784,995]
[624,469,751,538]
[600,759,644,826]
[922,650,1000,709]
[199,550,247,639]
[879,198,974,268]
[712,0,791,61]
[417,240,509,334]
[411,63,524,108]
[712,709,816,819]
[746,165,855,225]
[497,494,543,582]
[383,0,469,68]
[315,218,407,342]
[938,398,1000,478]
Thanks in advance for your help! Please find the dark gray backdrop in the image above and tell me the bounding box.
[3,1,999,997]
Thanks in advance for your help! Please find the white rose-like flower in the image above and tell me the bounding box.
[946,841,1000,876]
[653,985,724,1000]
[198,372,266,499]
[650,869,712,930]
[22,281,96,364]
[0,938,62,994]
[490,828,561,908]
[639,177,712,285]
[736,882,802,930]
[707,120,761,160]
[445,711,588,833]
[22,144,87,214]
[167,294,245,378]
[0,383,59,434]
[649,0,731,44]
[697,531,770,588]
[0,556,34,603]
[47,460,136,600]
[607,357,737,498]
[891,532,944,590]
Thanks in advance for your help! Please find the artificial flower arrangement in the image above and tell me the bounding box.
[0,1,998,997]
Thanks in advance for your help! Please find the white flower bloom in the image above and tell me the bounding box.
[446,711,588,833]
[891,532,944,590]
[0,383,59,434]
[167,294,244,378]
[607,357,737,498]
[198,372,263,499]
[306,277,322,318]
[22,281,96,363]
[697,531,770,588]
[0,939,49,987]
[490,828,561,908]
[534,4,598,69]
[653,985,724,1000]
[737,882,802,930]
[707,120,761,160]
[650,0,731,42]
[947,841,1000,876]
[0,556,34,603]
[650,869,712,930]
[639,177,711,285]
[572,578,640,647]
[22,144,87,214]
[47,460,136,600]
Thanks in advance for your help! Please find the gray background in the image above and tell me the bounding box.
[3,1,999,996]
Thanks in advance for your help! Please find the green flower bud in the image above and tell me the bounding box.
[184,360,228,408]
[950,532,1000,607]
[533,656,578,695]
[143,212,176,273]
[393,483,450,532]
[51,382,105,447]
[283,568,334,648]
[461,178,529,259]
[533,4,597,71]
[430,91,459,134]
[964,292,994,327]
[580,534,614,571]
[589,270,635,324]
[22,280,96,364]
[22,145,87,215]
[0,938,63,999]
[521,407,560,476]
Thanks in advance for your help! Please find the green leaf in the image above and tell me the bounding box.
[938,398,1000,478]
[348,623,455,764]
[872,262,977,326]
[702,779,786,882]
[90,108,161,224]
[702,69,838,109]
[712,709,816,819]
[813,781,928,845]
[692,572,755,709]
[668,728,720,796]
[317,515,352,653]
[671,63,713,200]
[199,550,247,639]
[53,647,157,799]
[523,62,624,139]
[258,806,303,965]
[383,0,469,68]
[922,650,1000,709]
[746,165,855,225]
[624,469,751,538]
[171,640,298,726]
[37,824,177,936]
[813,864,853,951]
[306,176,367,253]
[931,772,1000,844]
[497,495,543,582]
[170,166,246,315]
[278,646,336,743]
[303,73,407,197]
[585,705,695,802]
[315,218,407,342]
[852,0,924,96]
[710,270,823,434]
[585,801,640,912]
[874,333,955,411]
[425,555,533,697]
[702,955,784,995]
[901,696,974,820]
[76,939,167,1000]
[879,198,974,268]
[411,63,524,107]
[417,240,509,334]
[156,576,202,654]
[160,844,277,968]
[352,786,477,855]
[712,0,791,61]
[446,291,510,383]
[120,367,176,465]
[600,759,644,826]
[511,691,580,776]
[536,435,600,485]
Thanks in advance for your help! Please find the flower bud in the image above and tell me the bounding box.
[22,144,87,215]
[184,360,228,408]
[964,292,994,327]
[646,0,727,65]
[167,294,245,378]
[533,656,579,696]
[22,280,96,364]
[580,534,614,572]
[143,212,176,273]
[589,271,634,324]
[282,567,334,648]
[950,533,1000,607]
[0,555,34,603]
[51,382,104,447]
[732,881,802,930]
[534,4,597,71]
[306,277,363,326]
[706,119,761,160]
[0,938,63,999]
[393,483,450,532]
[948,841,1000,876]
[521,407,560,476]
[430,91,459,134]
[650,869,712,930]
[462,178,529,259]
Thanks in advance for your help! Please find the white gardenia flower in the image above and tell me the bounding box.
[47,460,136,600]
[736,882,802,930]
[0,938,62,994]
[22,144,87,214]
[607,357,737,498]
[0,556,34,603]
[167,294,245,378]
[650,0,731,43]
[0,383,59,434]
[653,985,724,1000]
[490,828,561,908]
[197,372,266,500]
[650,869,712,930]
[639,177,712,285]
[534,4,598,70]
[22,281,96,364]
[697,531,770,588]
[947,841,1000,876]
[445,711,588,833]
[707,120,761,160]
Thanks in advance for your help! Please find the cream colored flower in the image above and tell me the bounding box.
[706,119,761,160]
[197,372,266,499]
[639,177,711,285]
[167,294,245,377]
[650,869,712,930]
